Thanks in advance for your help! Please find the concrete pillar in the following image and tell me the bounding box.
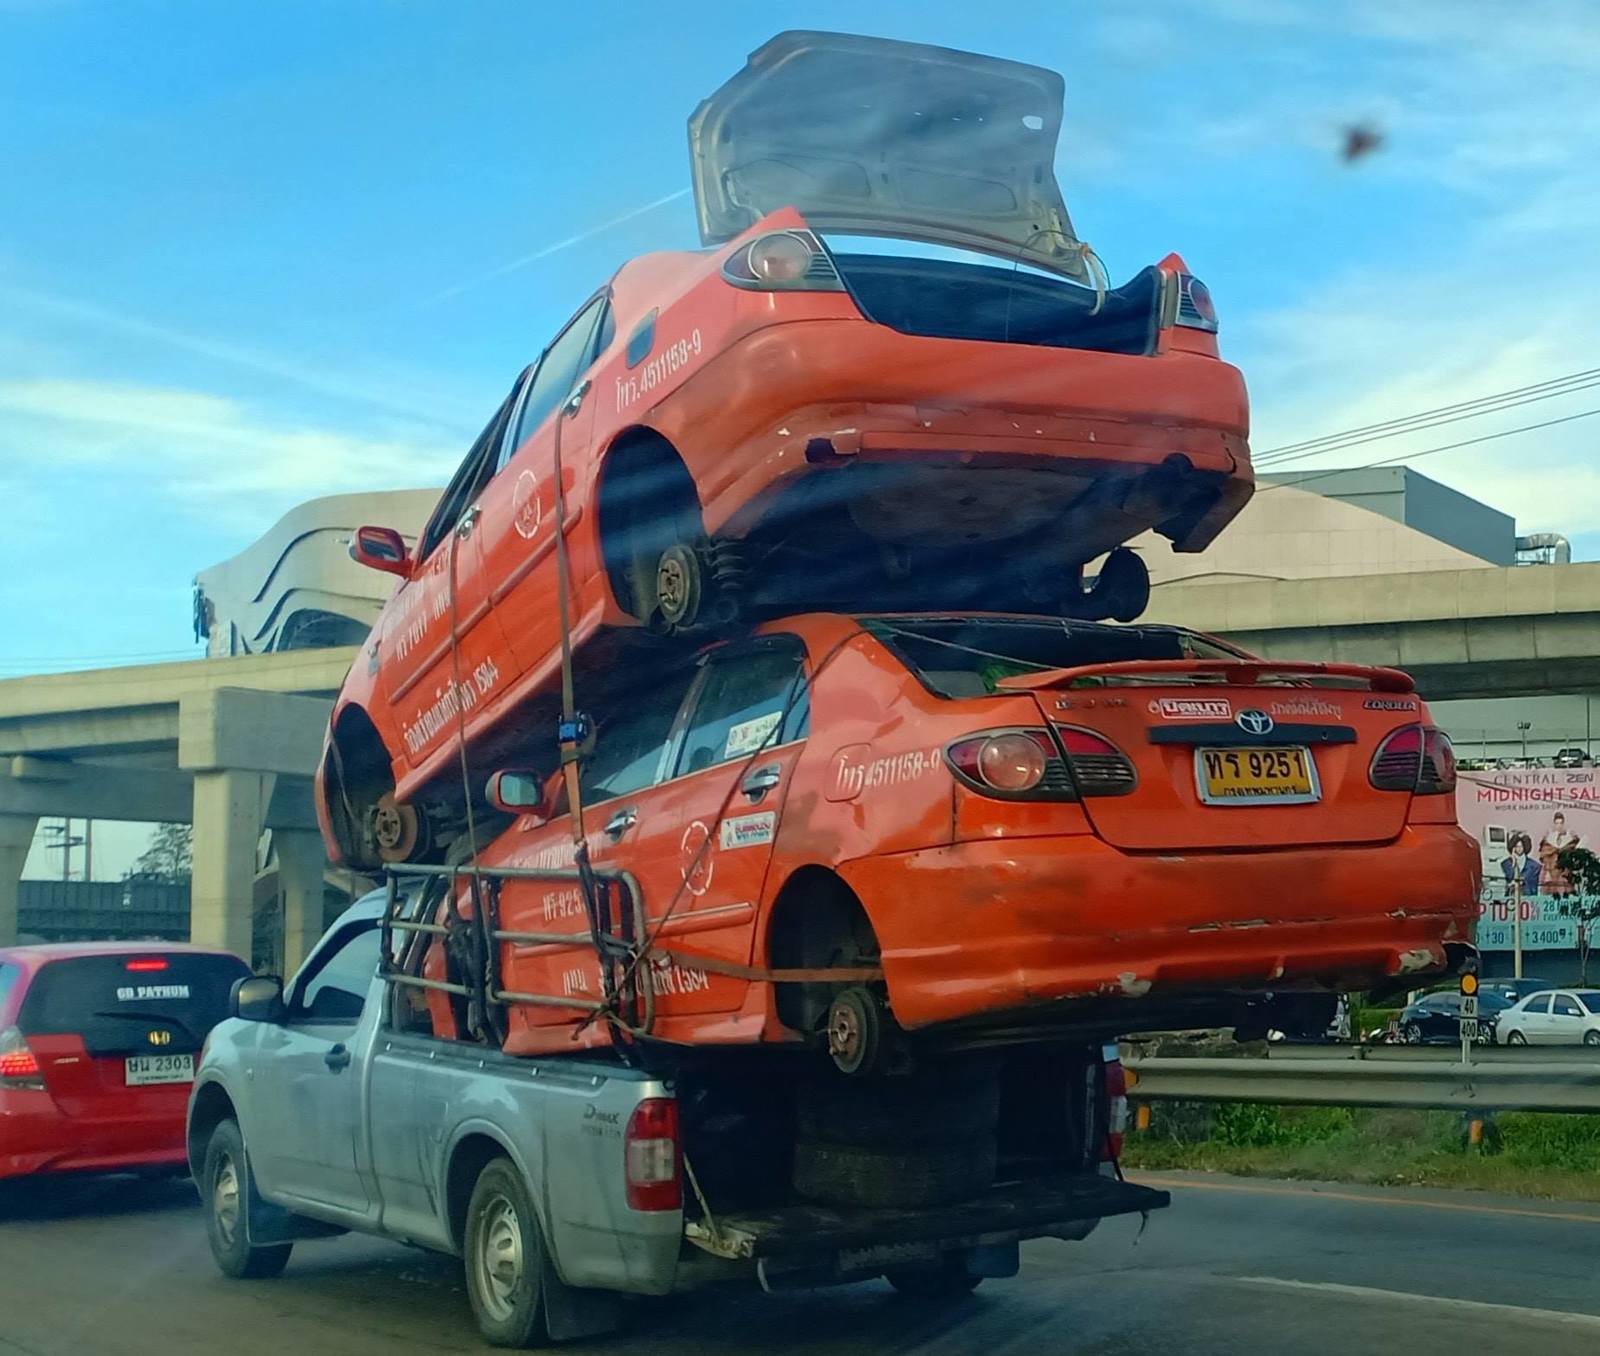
[190,771,272,963]
[0,815,39,945]
[276,829,329,977]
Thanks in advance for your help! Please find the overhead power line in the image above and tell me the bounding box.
[1254,405,1600,497]
[1255,367,1600,468]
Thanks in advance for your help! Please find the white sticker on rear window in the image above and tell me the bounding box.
[116,984,190,1001]
[724,712,781,758]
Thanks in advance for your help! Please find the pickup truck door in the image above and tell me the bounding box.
[251,919,382,1219]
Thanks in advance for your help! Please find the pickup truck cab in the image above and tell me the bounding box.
[189,893,1166,1347]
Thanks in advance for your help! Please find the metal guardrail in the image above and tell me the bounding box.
[1124,1046,1600,1113]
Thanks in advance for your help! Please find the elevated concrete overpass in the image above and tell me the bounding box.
[0,647,360,967]
[1143,561,1600,701]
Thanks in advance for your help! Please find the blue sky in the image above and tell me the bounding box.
[3,0,1599,683]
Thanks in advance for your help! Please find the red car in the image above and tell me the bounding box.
[0,942,251,1182]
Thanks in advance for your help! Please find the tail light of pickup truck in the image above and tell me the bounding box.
[625,1098,682,1212]
[1369,725,1456,794]
[1102,1048,1128,1163]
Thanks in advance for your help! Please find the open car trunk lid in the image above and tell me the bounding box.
[1001,660,1426,850]
[689,30,1087,280]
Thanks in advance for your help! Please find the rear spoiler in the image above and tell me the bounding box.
[996,659,1416,694]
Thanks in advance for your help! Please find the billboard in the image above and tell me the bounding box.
[1456,766,1600,951]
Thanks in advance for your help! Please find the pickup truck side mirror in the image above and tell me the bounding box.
[231,974,286,1023]
[487,768,550,821]
[349,525,412,577]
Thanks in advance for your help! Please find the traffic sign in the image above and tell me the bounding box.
[1461,994,1478,1018]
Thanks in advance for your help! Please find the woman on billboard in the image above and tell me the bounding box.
[1539,811,1581,897]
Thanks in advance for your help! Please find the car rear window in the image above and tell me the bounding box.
[17,952,252,1055]
[863,617,1246,699]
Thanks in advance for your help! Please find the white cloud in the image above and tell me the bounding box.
[0,377,459,529]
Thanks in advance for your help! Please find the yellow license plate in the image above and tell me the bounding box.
[1196,747,1317,804]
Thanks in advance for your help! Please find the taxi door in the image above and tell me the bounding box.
[619,636,810,1021]
[378,387,517,770]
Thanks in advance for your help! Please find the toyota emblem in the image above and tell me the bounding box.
[1236,709,1274,736]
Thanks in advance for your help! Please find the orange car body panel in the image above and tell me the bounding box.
[416,613,1478,1057]
[317,206,1252,846]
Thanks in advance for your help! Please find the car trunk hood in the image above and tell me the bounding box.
[688,30,1087,280]
[1001,659,1426,851]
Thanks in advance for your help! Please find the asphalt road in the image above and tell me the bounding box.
[3,1170,1600,1355]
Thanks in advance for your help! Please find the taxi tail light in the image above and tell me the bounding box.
[1171,273,1218,333]
[0,1026,44,1089]
[1370,725,1455,794]
[1102,1051,1129,1162]
[946,729,1074,800]
[722,229,844,292]
[1054,726,1139,797]
[624,1097,682,1212]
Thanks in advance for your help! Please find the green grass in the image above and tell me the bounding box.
[1123,1103,1600,1202]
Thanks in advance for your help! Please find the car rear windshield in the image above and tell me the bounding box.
[862,616,1245,699]
[17,952,251,1054]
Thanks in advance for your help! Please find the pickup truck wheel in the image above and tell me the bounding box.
[464,1157,546,1348]
[203,1119,291,1280]
[885,1258,983,1298]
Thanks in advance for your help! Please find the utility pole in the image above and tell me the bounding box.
[1517,720,1532,763]
[1513,873,1524,980]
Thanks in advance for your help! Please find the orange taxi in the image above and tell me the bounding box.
[319,31,1252,869]
[402,612,1479,1068]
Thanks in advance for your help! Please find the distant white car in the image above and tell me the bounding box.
[1495,989,1600,1045]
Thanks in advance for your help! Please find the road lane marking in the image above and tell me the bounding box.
[1231,1276,1600,1330]
[1133,1174,1600,1226]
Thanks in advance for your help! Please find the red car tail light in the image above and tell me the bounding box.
[946,729,1073,799]
[1370,725,1456,794]
[1172,273,1217,332]
[624,1097,682,1212]
[124,957,169,973]
[722,229,844,292]
[1054,726,1139,797]
[0,1026,44,1090]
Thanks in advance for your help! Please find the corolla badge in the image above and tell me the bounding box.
[1235,709,1274,736]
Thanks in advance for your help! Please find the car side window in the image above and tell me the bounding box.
[576,667,699,808]
[1553,994,1583,1018]
[289,923,381,1025]
[673,641,807,779]
[1581,994,1600,1015]
[418,380,523,561]
[1531,994,1554,1014]
[498,298,610,472]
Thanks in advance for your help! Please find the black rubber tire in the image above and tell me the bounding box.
[1506,1030,1528,1046]
[796,1063,1001,1147]
[793,1135,996,1209]
[1584,1030,1600,1047]
[885,1258,984,1298]
[202,1118,292,1280]
[1401,1023,1422,1045]
[463,1157,546,1349]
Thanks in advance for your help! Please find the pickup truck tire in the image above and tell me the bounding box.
[796,1063,1000,1147]
[792,1135,996,1209]
[202,1118,292,1280]
[464,1157,546,1349]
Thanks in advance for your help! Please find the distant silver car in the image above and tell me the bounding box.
[1495,989,1600,1045]
[1554,748,1590,768]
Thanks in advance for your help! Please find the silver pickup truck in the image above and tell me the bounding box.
[188,893,1167,1347]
